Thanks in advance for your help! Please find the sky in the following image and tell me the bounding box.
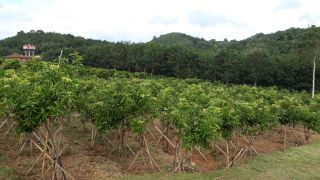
[0,0,319,42]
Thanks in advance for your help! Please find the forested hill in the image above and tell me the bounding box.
[151,32,215,49]
[0,26,320,91]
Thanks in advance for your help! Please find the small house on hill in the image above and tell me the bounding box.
[5,44,38,62]
[23,44,36,56]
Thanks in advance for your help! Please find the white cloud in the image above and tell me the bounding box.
[274,0,302,11]
[0,0,319,42]
[149,16,178,25]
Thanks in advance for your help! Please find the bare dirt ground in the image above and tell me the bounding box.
[0,119,319,179]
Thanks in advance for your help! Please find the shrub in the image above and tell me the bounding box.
[3,59,21,70]
[0,57,4,65]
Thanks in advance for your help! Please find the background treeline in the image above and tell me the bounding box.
[0,26,320,91]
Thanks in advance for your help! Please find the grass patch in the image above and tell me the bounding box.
[0,154,7,161]
[120,141,320,180]
[0,153,19,180]
[0,166,19,180]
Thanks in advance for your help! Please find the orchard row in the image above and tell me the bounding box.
[0,60,319,174]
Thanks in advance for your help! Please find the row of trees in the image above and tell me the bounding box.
[1,60,319,177]
[0,27,319,91]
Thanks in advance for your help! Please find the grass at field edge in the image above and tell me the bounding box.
[120,140,320,180]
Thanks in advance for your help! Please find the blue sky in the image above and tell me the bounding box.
[0,0,319,42]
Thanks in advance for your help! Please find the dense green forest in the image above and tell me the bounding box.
[0,26,320,91]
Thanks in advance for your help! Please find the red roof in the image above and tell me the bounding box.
[23,44,36,50]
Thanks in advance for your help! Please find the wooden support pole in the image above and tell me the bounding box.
[154,126,176,148]
[312,57,316,99]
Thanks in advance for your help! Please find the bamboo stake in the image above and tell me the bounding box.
[283,127,287,150]
[144,135,162,172]
[0,118,7,129]
[3,122,15,137]
[147,127,156,140]
[154,126,176,148]
[239,147,248,160]
[155,127,167,146]
[127,149,142,170]
[27,152,44,175]
[41,131,48,175]
[251,145,259,155]
[41,163,53,178]
[312,57,316,99]
[194,146,209,162]
[226,141,230,169]
[214,144,227,156]
[233,148,244,161]
[126,143,136,156]
[33,132,51,151]
[31,131,74,180]
[173,152,192,172]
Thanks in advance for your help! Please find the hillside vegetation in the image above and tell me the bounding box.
[0,26,320,90]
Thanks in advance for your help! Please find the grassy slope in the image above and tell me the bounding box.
[122,141,320,180]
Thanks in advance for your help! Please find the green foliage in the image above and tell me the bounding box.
[130,117,147,135]
[3,60,21,70]
[0,27,320,91]
[0,102,4,118]
[152,32,212,49]
[0,57,4,65]
[24,59,46,71]
[68,51,83,66]
[0,60,319,152]
[84,79,155,134]
[0,166,19,180]
[0,69,4,77]
[0,63,78,133]
[54,52,84,69]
